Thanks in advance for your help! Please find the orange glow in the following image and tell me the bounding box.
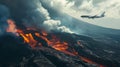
[42,31,48,36]
[26,33,37,47]
[80,56,96,64]
[35,32,52,45]
[6,19,18,36]
[52,42,68,51]
[19,33,29,43]
[17,29,37,48]
[17,29,68,50]
[80,56,106,67]
[17,29,105,67]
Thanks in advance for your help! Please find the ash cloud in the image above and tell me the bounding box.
[36,0,73,33]
[0,0,79,34]
[0,0,80,34]
[10,0,73,33]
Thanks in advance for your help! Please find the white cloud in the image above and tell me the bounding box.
[43,20,61,30]
[78,0,120,18]
[39,0,120,29]
[40,0,74,12]
[40,0,120,19]
[36,2,50,20]
[60,0,120,29]
[43,19,73,33]
[31,0,73,33]
[79,0,94,11]
[96,0,120,18]
[57,26,73,33]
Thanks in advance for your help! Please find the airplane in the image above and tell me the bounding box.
[81,12,105,19]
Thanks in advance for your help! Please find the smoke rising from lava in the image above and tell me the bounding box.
[0,0,82,34]
[35,0,73,33]
[43,19,73,33]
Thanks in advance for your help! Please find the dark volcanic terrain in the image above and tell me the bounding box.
[0,0,120,67]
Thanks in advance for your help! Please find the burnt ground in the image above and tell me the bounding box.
[0,32,120,67]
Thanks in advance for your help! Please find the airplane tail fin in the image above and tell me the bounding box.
[101,11,105,17]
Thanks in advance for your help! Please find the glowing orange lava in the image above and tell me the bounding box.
[17,28,106,67]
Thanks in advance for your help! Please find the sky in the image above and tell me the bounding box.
[40,0,120,29]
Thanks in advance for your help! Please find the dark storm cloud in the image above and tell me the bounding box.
[0,0,52,29]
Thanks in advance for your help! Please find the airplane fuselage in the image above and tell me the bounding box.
[81,15,104,19]
[81,12,105,19]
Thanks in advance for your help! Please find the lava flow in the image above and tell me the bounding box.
[17,28,69,50]
[17,28,105,67]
